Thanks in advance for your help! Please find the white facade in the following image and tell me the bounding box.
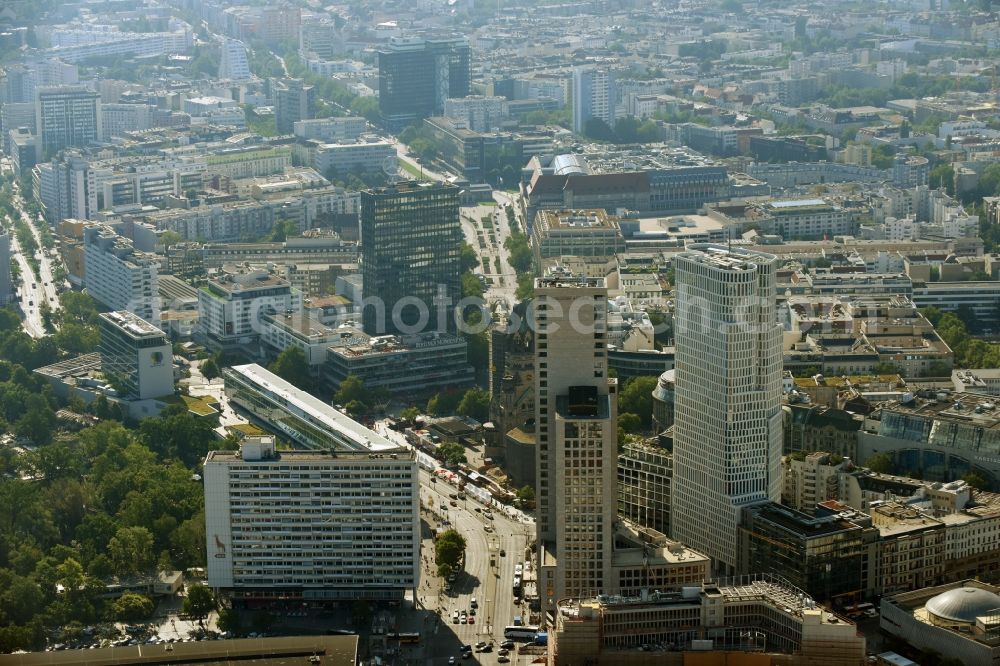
[293,117,367,143]
[43,29,193,63]
[35,86,100,155]
[313,141,395,179]
[534,275,618,612]
[671,245,783,574]
[84,224,160,327]
[100,103,152,139]
[204,430,419,601]
[197,268,302,349]
[35,155,98,222]
[572,67,614,134]
[218,39,252,82]
[98,310,173,400]
[443,95,507,132]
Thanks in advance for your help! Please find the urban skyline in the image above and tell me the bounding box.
[4,0,1000,664]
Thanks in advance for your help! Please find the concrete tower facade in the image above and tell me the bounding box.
[533,275,618,610]
[670,244,783,575]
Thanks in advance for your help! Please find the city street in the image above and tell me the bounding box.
[415,469,533,666]
[1,165,61,338]
[374,422,535,663]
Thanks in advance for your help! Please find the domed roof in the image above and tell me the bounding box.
[926,587,1000,623]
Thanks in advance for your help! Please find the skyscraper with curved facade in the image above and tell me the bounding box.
[670,244,783,575]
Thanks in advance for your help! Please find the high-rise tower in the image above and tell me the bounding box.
[670,244,783,575]
[35,86,99,157]
[377,36,470,131]
[572,67,614,134]
[533,274,617,609]
[360,181,462,335]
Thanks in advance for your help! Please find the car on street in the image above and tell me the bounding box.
[498,649,509,656]
[453,610,460,624]
[448,658,456,664]
[470,597,478,608]
[500,641,514,650]
[475,642,487,649]
[499,549,506,557]
[497,657,509,663]
[461,611,468,623]
[468,615,475,624]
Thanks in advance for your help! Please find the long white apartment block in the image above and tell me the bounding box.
[206,364,419,602]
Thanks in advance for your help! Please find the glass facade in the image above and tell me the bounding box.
[360,182,462,335]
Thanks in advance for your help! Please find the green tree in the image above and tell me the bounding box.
[400,406,421,423]
[865,453,894,474]
[461,271,486,300]
[111,592,154,621]
[618,376,658,427]
[0,576,44,625]
[515,274,534,301]
[54,322,100,354]
[459,242,480,273]
[435,529,466,570]
[437,441,467,467]
[334,374,370,406]
[344,399,367,416]
[108,526,155,576]
[183,583,216,620]
[515,485,535,503]
[57,292,99,325]
[268,218,298,242]
[217,607,242,635]
[504,232,533,273]
[619,412,642,433]
[201,357,221,381]
[456,387,489,422]
[929,163,955,195]
[159,230,183,251]
[962,470,991,491]
[268,346,312,391]
[349,96,380,123]
[426,390,462,416]
[14,396,56,446]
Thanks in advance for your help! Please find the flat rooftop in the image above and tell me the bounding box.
[768,198,828,209]
[226,363,401,452]
[681,244,775,271]
[4,635,358,666]
[100,311,166,338]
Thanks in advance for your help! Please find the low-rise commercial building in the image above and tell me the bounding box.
[741,502,878,604]
[618,441,672,536]
[323,327,474,396]
[880,581,1000,666]
[532,209,625,264]
[858,391,1000,487]
[550,576,866,665]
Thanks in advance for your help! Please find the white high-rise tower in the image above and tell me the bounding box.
[219,39,252,82]
[670,244,782,575]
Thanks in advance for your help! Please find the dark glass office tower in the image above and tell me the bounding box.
[360,181,462,335]
[378,36,470,131]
